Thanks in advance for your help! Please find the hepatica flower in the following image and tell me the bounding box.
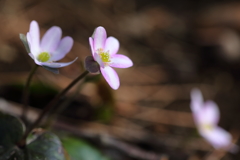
[26,20,77,69]
[190,88,237,151]
[89,27,133,90]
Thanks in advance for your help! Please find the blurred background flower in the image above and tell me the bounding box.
[190,88,236,151]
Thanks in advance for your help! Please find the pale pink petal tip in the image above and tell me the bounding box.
[110,54,133,68]
[93,26,107,51]
[100,66,120,90]
[104,37,119,55]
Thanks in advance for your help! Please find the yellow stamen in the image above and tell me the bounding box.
[97,48,110,63]
[37,52,50,62]
[202,124,213,131]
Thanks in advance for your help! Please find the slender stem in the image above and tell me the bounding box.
[19,70,89,146]
[21,65,39,122]
[45,79,86,128]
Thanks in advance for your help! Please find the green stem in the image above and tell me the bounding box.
[19,70,89,146]
[21,65,39,123]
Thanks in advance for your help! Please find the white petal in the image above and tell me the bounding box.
[110,54,133,68]
[100,66,120,90]
[190,88,204,113]
[201,101,220,125]
[51,36,73,61]
[34,57,78,68]
[104,37,119,55]
[28,21,40,56]
[89,37,94,56]
[93,26,106,50]
[40,26,62,52]
[200,126,232,150]
[93,52,104,68]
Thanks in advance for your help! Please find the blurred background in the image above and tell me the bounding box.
[1,0,240,159]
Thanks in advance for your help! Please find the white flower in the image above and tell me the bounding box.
[26,20,77,68]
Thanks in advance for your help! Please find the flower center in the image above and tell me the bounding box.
[202,124,213,131]
[97,48,110,63]
[37,52,50,62]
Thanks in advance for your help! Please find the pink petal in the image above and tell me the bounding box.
[202,101,220,124]
[34,57,78,68]
[28,20,40,55]
[41,26,62,52]
[110,54,133,68]
[104,37,119,55]
[100,66,120,90]
[94,52,104,68]
[93,26,106,51]
[89,37,94,56]
[193,101,220,126]
[200,126,232,150]
[51,36,73,61]
[190,88,204,113]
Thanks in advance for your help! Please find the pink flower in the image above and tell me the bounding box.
[89,27,133,90]
[190,89,237,151]
[27,20,77,68]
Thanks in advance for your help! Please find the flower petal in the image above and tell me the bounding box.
[89,37,94,56]
[93,26,106,51]
[26,32,32,51]
[51,36,73,61]
[110,54,133,68]
[100,66,120,90]
[202,101,220,124]
[192,102,220,126]
[27,32,31,44]
[35,57,78,68]
[28,53,34,59]
[28,20,40,56]
[200,126,232,150]
[190,88,204,113]
[104,37,119,55]
[94,52,104,68]
[41,26,62,52]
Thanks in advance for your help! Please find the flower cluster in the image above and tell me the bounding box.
[23,21,133,90]
[190,88,238,152]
